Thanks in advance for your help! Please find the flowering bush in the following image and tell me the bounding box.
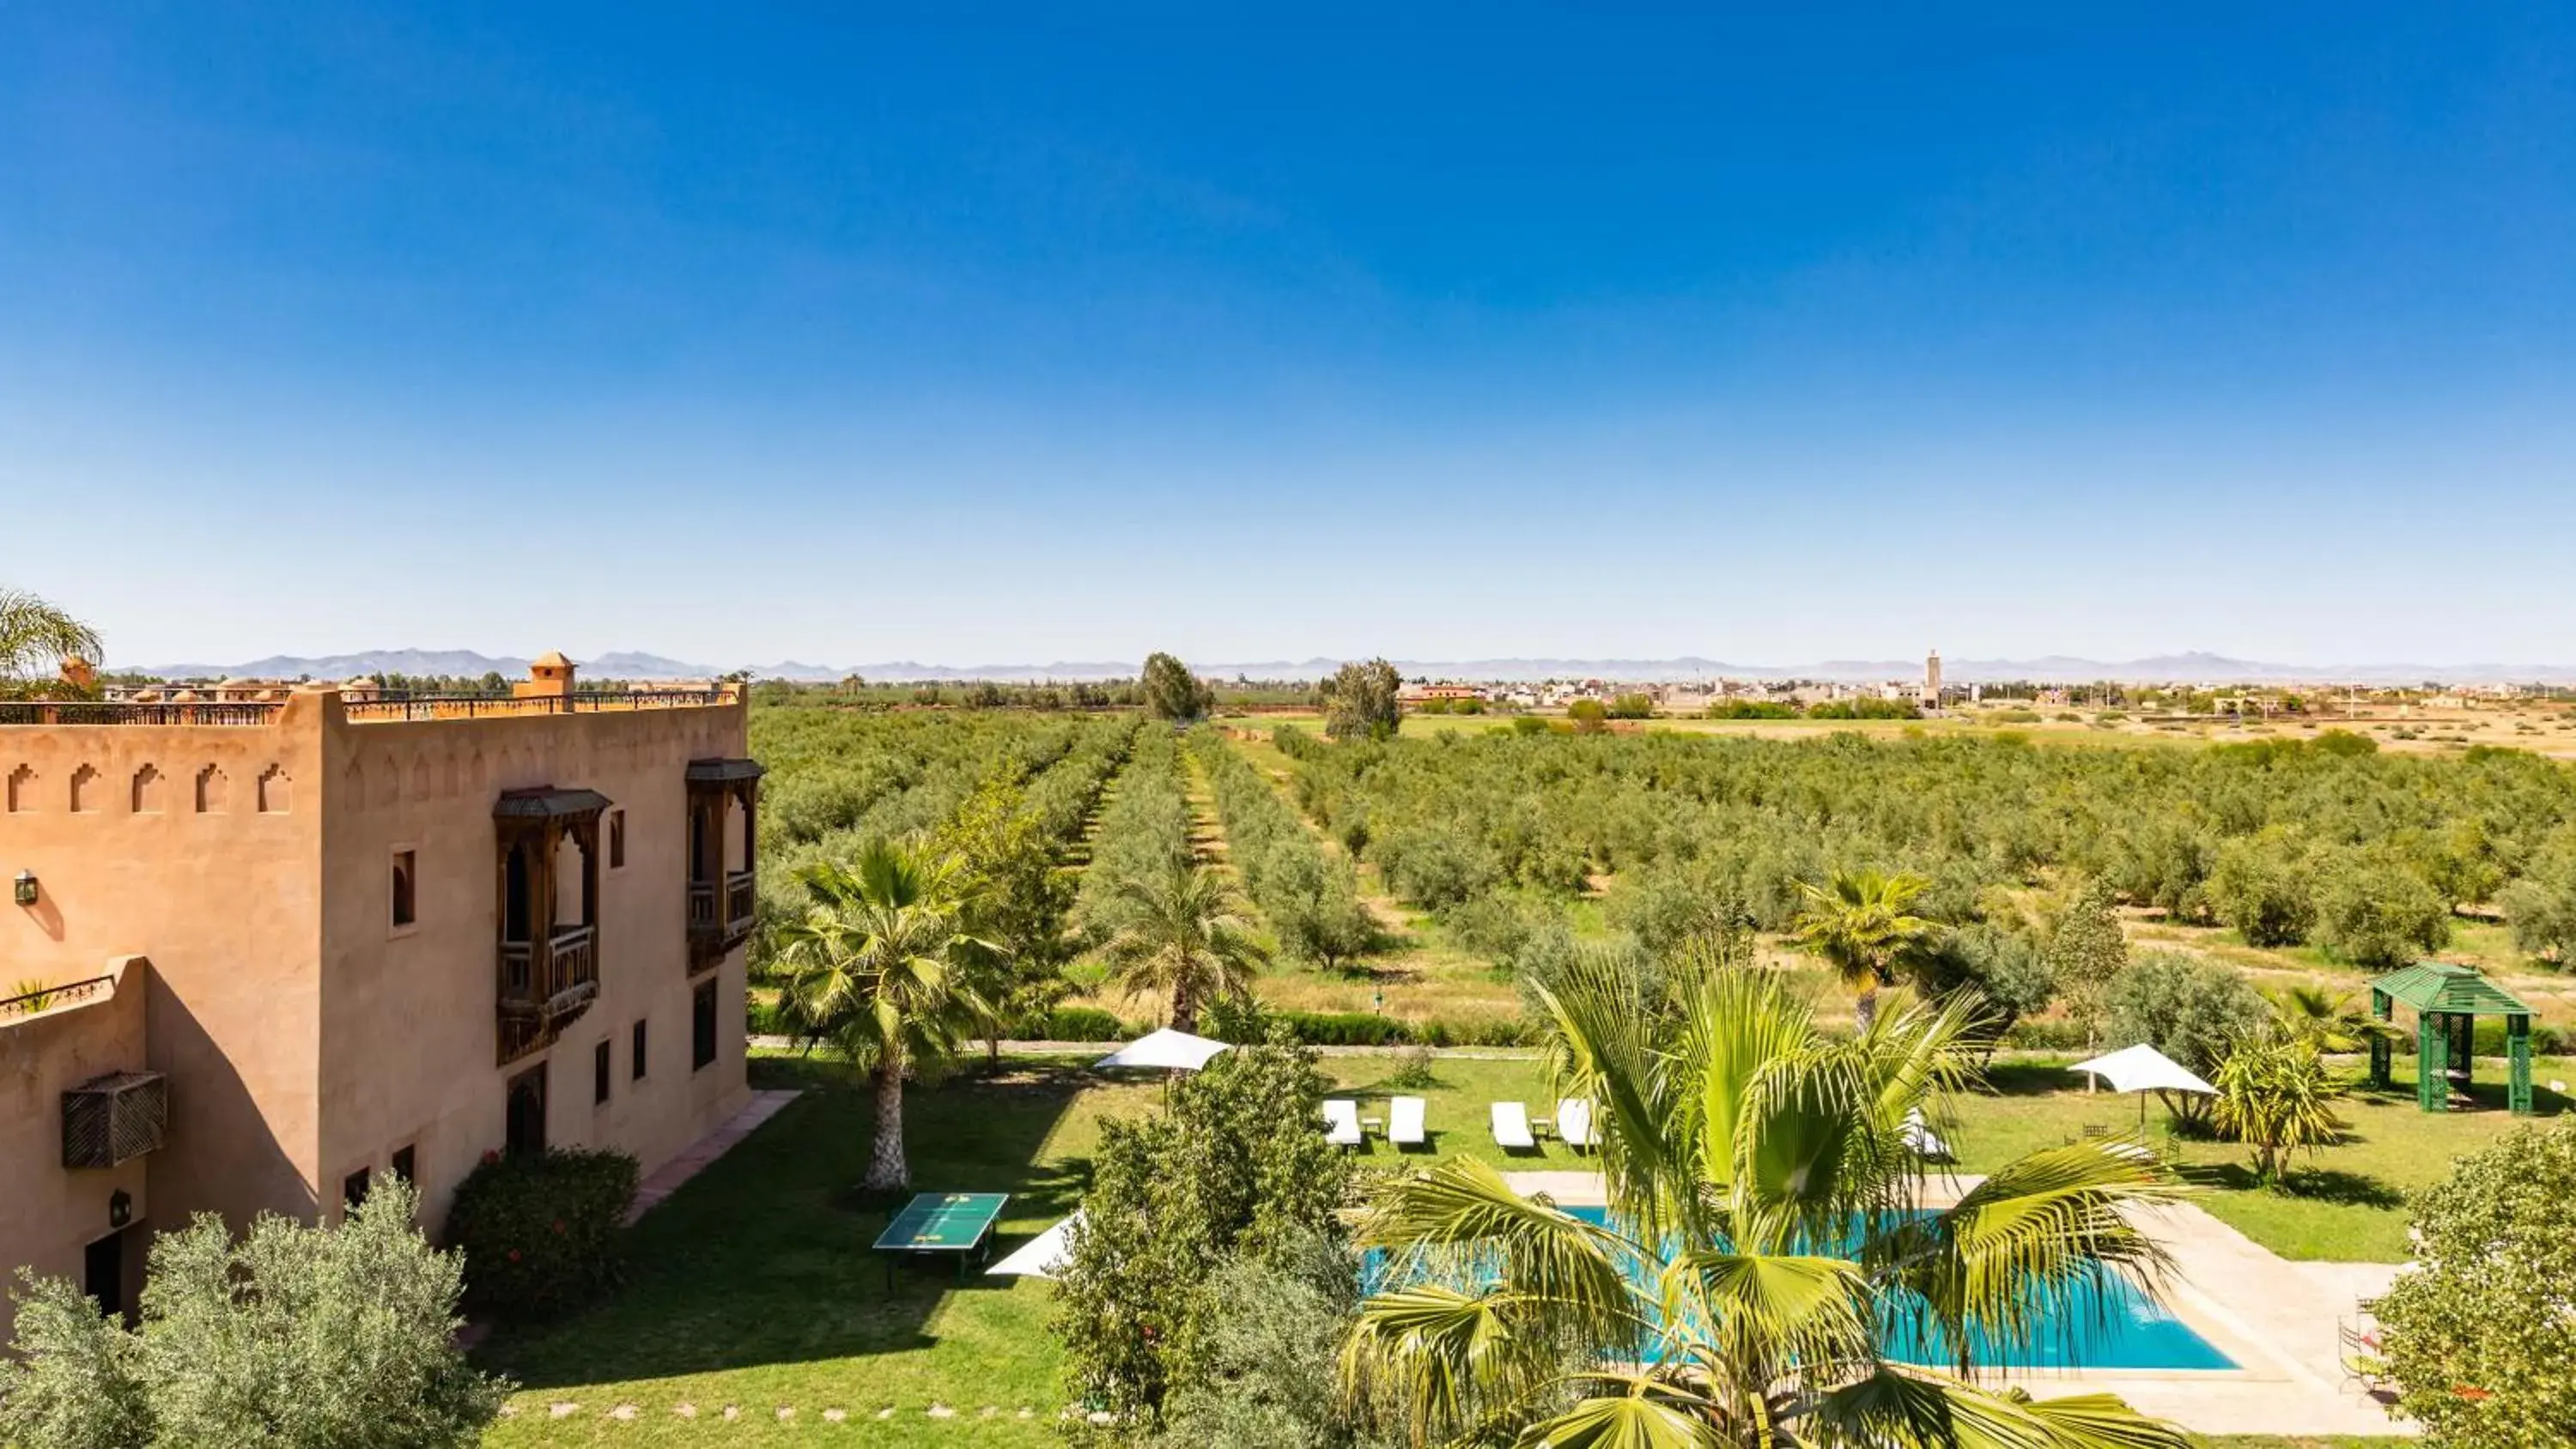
[445,1147,638,1319]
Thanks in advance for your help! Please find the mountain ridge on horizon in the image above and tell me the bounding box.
[125,646,2576,687]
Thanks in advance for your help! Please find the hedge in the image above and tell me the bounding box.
[447,1147,639,1320]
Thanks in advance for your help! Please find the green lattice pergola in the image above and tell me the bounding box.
[2368,961,2534,1115]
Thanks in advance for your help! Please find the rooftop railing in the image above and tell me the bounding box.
[0,688,731,726]
[345,689,729,721]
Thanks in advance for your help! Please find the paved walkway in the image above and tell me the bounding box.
[1504,1168,2410,1438]
[624,1089,802,1225]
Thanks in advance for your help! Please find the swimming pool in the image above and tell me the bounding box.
[1366,1205,2236,1373]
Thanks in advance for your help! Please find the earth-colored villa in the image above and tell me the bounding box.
[0,656,760,1338]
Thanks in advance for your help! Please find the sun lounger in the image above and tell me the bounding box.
[1558,1099,1596,1152]
[1900,1106,1952,1161]
[1491,1101,1535,1151]
[1389,1096,1426,1149]
[1322,1098,1364,1149]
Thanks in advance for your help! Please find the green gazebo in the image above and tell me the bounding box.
[2368,961,2535,1115]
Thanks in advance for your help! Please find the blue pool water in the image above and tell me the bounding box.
[1367,1205,2234,1373]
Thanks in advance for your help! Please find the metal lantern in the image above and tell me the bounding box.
[12,870,33,907]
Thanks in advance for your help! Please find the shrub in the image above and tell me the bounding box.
[1987,708,2042,724]
[2103,951,2269,1080]
[1054,1038,1347,1423]
[2312,856,2451,967]
[1384,1044,1439,1089]
[1565,699,1609,733]
[2372,1117,2576,1446]
[1151,1232,1399,1449]
[1706,700,1796,719]
[1604,693,1656,720]
[1273,1011,1400,1046]
[445,1148,639,1319]
[1039,1005,1131,1041]
[0,1178,506,1449]
[2208,834,2317,946]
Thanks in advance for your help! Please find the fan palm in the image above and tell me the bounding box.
[1792,869,1935,1031]
[1099,862,1265,1034]
[1343,949,2189,1449]
[775,839,996,1191]
[0,587,103,687]
[2266,984,2399,1056]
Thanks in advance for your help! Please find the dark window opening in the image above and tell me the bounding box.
[391,850,416,928]
[631,1018,648,1080]
[692,980,718,1070]
[608,809,626,869]
[343,1167,371,1212]
[503,844,532,943]
[593,1040,612,1106]
[390,1145,416,1184]
[505,1064,548,1157]
[689,810,709,883]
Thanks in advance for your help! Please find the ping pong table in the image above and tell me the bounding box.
[872,1191,1010,1288]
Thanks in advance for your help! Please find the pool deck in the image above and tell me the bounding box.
[1498,1171,2410,1439]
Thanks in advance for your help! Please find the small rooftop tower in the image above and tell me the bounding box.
[1924,649,1942,700]
[518,651,578,700]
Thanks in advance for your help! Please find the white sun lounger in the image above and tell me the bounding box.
[1558,1099,1597,1152]
[1491,1101,1535,1150]
[1322,1098,1364,1149]
[1901,1106,1953,1160]
[1389,1096,1427,1149]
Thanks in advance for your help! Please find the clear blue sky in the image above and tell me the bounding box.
[5,3,2572,668]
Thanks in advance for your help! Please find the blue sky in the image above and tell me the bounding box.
[4,3,2572,668]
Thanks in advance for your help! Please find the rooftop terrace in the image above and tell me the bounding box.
[1,653,738,725]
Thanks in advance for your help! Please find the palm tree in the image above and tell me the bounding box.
[775,839,996,1192]
[1343,950,2189,1449]
[2212,1033,2344,1186]
[2267,984,2399,1056]
[1099,862,1265,1034]
[1791,868,1936,1031]
[0,587,103,688]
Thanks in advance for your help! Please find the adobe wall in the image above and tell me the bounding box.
[1,702,328,1231]
[314,698,754,1232]
[0,957,153,1345]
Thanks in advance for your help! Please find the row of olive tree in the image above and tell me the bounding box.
[1188,728,1375,972]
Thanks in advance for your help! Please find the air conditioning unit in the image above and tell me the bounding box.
[62,1070,168,1169]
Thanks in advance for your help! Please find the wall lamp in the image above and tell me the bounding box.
[12,870,34,907]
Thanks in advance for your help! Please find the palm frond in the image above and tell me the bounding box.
[1801,1367,2190,1449]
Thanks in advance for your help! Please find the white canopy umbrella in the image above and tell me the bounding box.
[2069,1044,2219,1096]
[1093,1028,1231,1071]
[988,1212,1081,1279]
[2069,1043,2218,1130]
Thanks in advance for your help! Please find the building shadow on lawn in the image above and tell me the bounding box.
[473,1055,1091,1390]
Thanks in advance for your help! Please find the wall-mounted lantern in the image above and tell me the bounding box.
[108,1190,132,1228]
[12,870,34,907]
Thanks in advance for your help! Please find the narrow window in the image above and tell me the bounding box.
[631,1018,648,1080]
[390,850,417,929]
[691,980,717,1070]
[608,809,627,870]
[389,1144,416,1184]
[593,1040,612,1106]
[505,1064,548,1157]
[342,1167,371,1212]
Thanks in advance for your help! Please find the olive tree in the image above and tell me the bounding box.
[0,1178,507,1449]
[1141,652,1214,723]
[1320,658,1403,742]
[2372,1118,2576,1446]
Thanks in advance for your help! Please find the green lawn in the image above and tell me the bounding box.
[473,1047,2521,1444]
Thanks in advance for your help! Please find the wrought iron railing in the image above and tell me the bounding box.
[2,973,117,1020]
[348,689,726,722]
[0,700,283,726]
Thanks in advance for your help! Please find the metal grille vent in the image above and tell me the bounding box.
[62,1071,168,1169]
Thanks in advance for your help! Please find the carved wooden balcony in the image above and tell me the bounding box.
[62,1071,168,1168]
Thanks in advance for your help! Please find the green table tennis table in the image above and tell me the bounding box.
[872,1191,1010,1288]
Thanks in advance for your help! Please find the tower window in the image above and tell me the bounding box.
[391,850,417,929]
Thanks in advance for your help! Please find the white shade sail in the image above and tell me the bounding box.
[1093,1028,1232,1071]
[987,1213,1081,1278]
[2069,1044,2218,1096]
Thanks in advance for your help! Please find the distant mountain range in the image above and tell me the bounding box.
[128,647,2576,686]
